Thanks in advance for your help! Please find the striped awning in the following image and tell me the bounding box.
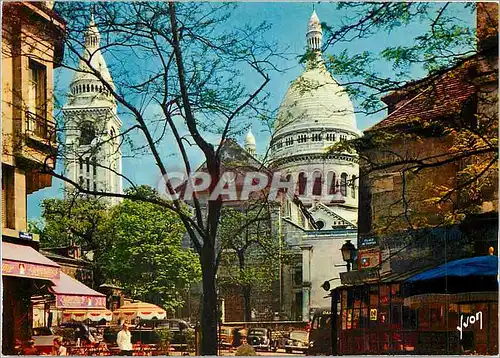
[62,308,113,322]
[113,300,166,321]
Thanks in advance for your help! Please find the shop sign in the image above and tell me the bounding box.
[56,295,106,309]
[359,236,378,248]
[358,250,381,270]
[370,308,377,321]
[19,231,33,240]
[2,259,59,281]
[457,311,483,339]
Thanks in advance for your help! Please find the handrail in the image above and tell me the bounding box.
[25,110,56,143]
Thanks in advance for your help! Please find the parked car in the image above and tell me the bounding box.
[129,319,194,350]
[308,307,332,355]
[32,327,61,355]
[247,328,276,351]
[285,330,309,354]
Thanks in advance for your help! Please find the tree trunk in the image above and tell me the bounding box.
[237,250,252,322]
[200,245,218,355]
[243,284,252,322]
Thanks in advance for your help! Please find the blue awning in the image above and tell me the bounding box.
[407,255,498,282]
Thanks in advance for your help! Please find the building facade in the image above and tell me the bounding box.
[1,2,65,353]
[62,15,123,204]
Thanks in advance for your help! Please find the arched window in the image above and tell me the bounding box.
[351,175,356,198]
[298,172,307,196]
[327,171,336,195]
[99,86,102,93]
[340,173,348,197]
[312,171,322,196]
[87,84,90,92]
[80,121,96,145]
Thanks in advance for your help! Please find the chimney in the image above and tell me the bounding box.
[476,2,499,51]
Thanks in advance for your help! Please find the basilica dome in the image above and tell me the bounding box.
[274,64,357,135]
[268,11,359,166]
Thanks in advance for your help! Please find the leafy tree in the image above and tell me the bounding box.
[217,200,287,322]
[39,195,112,288]
[105,186,201,310]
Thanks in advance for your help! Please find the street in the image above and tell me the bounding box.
[219,349,304,356]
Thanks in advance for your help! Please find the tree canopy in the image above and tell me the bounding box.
[37,186,201,311]
[105,187,201,310]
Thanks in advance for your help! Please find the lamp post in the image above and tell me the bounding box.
[340,240,357,272]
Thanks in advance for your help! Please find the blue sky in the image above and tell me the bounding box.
[27,2,475,220]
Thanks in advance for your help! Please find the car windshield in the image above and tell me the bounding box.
[290,331,308,340]
[249,329,265,336]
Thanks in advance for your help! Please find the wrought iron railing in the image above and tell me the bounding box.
[25,110,56,143]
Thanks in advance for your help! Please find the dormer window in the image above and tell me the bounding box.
[285,137,294,146]
[326,133,336,141]
[311,133,322,141]
[297,134,307,143]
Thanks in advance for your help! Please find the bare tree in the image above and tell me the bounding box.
[6,2,286,354]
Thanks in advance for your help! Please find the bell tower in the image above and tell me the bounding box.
[63,14,123,205]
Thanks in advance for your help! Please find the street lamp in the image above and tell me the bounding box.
[340,240,357,272]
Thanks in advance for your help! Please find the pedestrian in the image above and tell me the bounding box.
[116,323,133,356]
[52,337,68,356]
[235,332,256,356]
[22,340,39,355]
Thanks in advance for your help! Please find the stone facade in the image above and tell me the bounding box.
[1,2,65,353]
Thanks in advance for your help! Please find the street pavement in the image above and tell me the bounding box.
[219,349,305,356]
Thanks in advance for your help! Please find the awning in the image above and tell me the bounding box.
[406,255,498,282]
[62,308,113,322]
[51,272,106,308]
[113,300,166,321]
[404,291,498,308]
[2,242,60,283]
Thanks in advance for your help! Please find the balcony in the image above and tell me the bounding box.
[25,110,57,146]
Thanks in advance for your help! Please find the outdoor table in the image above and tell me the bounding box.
[68,344,113,356]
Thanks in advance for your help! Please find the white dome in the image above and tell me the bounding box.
[244,128,256,146]
[274,64,357,135]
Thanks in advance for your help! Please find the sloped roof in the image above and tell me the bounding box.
[51,272,105,297]
[308,202,357,229]
[368,58,478,132]
[176,139,271,201]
